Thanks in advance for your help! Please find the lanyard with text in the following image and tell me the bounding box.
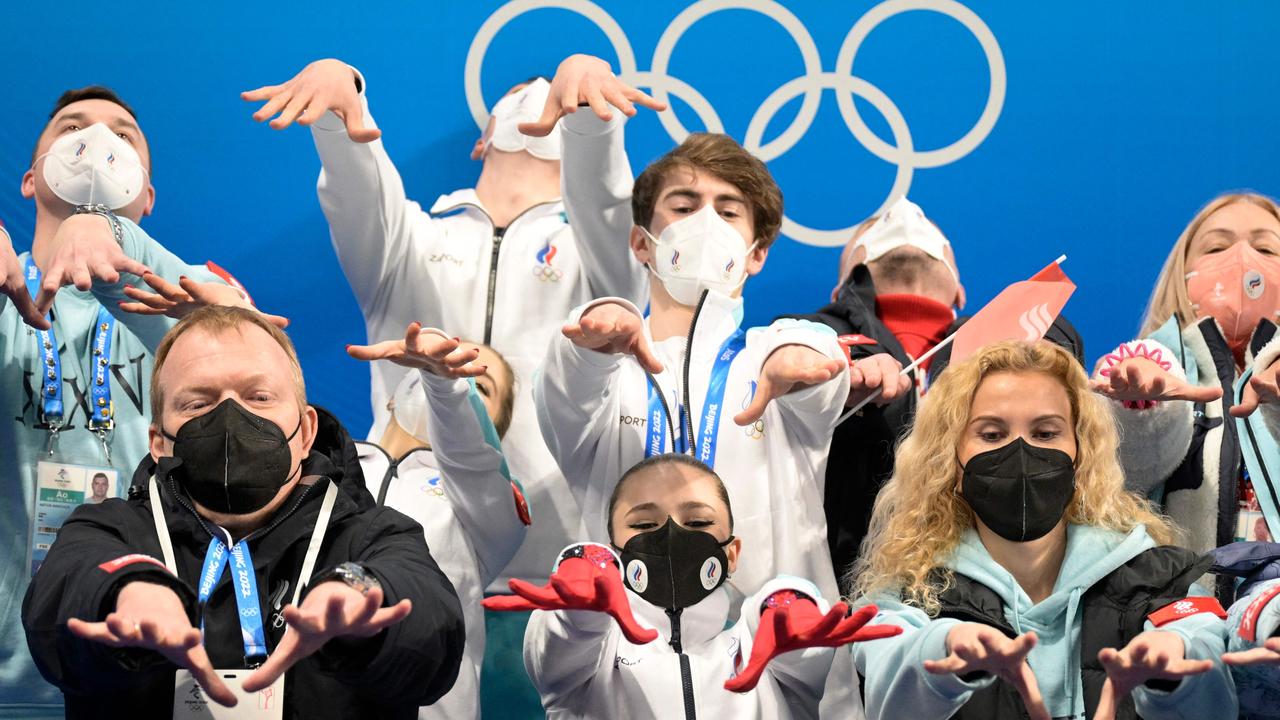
[198,537,268,664]
[22,256,116,450]
[644,329,745,466]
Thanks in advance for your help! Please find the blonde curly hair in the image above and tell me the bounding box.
[850,340,1175,615]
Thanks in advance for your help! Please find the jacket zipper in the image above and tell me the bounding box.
[483,227,506,345]
[666,609,696,720]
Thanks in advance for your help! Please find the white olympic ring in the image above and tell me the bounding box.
[465,0,1005,248]
[532,265,565,281]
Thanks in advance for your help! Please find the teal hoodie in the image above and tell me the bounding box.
[0,218,219,719]
[853,523,1237,720]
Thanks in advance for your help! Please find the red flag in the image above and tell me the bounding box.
[949,258,1076,365]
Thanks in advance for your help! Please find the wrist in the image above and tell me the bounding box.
[310,562,381,597]
[71,205,125,248]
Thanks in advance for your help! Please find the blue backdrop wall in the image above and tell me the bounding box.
[2,0,1277,433]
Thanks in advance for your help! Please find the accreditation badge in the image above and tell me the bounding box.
[29,459,119,576]
[173,669,284,720]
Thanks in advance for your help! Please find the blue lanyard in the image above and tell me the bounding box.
[198,537,269,663]
[22,256,115,430]
[645,330,745,466]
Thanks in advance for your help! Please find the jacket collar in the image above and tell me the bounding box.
[428,188,564,223]
[628,587,732,651]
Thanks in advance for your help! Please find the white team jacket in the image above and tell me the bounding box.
[533,292,848,601]
[525,570,835,720]
[356,370,528,720]
[309,68,646,584]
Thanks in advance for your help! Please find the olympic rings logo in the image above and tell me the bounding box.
[532,264,565,281]
[465,0,1005,248]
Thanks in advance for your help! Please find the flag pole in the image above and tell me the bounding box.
[834,254,1069,425]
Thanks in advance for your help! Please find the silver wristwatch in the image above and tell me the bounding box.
[73,204,125,247]
[316,562,382,596]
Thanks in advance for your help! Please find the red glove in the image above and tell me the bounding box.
[482,544,659,645]
[724,594,902,693]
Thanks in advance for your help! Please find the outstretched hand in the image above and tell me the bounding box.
[241,582,410,693]
[33,213,150,316]
[1223,636,1280,666]
[734,344,843,426]
[725,600,900,692]
[1231,361,1280,418]
[119,272,289,328]
[0,226,47,329]
[925,623,1048,720]
[1093,631,1212,720]
[562,302,664,374]
[519,54,667,137]
[847,352,912,408]
[242,58,380,143]
[68,581,236,707]
[1091,357,1221,404]
[483,547,658,645]
[347,323,486,379]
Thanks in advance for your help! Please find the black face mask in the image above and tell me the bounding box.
[162,399,302,515]
[961,437,1076,543]
[614,517,733,611]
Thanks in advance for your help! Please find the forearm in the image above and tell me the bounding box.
[524,605,614,704]
[854,612,987,720]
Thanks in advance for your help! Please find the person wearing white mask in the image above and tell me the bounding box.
[344,324,525,719]
[533,129,850,608]
[241,58,659,600]
[0,86,232,719]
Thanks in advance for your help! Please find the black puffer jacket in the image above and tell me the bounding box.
[22,407,465,719]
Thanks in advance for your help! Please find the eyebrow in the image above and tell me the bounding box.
[661,187,748,205]
[968,413,1068,425]
[171,373,278,398]
[624,500,717,516]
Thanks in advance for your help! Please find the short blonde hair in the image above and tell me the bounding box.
[150,305,306,420]
[1141,192,1280,336]
[850,340,1175,615]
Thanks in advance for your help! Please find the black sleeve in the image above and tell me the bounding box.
[310,506,465,707]
[21,500,197,695]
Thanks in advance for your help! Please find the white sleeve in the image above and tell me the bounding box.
[418,363,527,586]
[523,591,619,707]
[750,318,849,445]
[560,111,647,304]
[309,66,441,324]
[731,576,836,702]
[533,297,641,500]
[1093,339,1195,496]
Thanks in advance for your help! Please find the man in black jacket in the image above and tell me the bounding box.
[793,198,1084,583]
[23,305,465,719]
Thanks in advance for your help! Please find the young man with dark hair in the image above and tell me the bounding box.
[0,85,234,718]
[530,56,849,606]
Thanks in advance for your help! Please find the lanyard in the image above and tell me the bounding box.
[197,538,268,662]
[22,256,116,433]
[645,330,745,466]
[149,477,339,664]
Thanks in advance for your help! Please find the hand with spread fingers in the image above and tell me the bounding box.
[0,225,48,329]
[924,623,1049,720]
[118,272,289,328]
[242,58,381,143]
[1090,357,1222,404]
[734,344,844,426]
[67,580,237,707]
[1231,361,1280,418]
[240,581,411,693]
[562,302,664,374]
[725,599,901,693]
[1093,631,1213,720]
[347,322,486,379]
[33,213,150,316]
[518,53,667,138]
[847,352,911,408]
[483,551,659,645]
[1223,636,1280,666]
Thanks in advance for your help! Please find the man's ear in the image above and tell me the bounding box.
[299,405,320,455]
[142,183,156,217]
[725,535,743,575]
[955,282,967,311]
[470,137,486,161]
[630,226,651,265]
[148,425,166,462]
[745,243,770,276]
[20,169,35,199]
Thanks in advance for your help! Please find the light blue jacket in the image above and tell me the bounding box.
[1225,576,1280,719]
[853,524,1237,720]
[0,219,219,719]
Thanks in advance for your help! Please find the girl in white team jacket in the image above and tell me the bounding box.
[485,454,900,719]
[349,323,529,720]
